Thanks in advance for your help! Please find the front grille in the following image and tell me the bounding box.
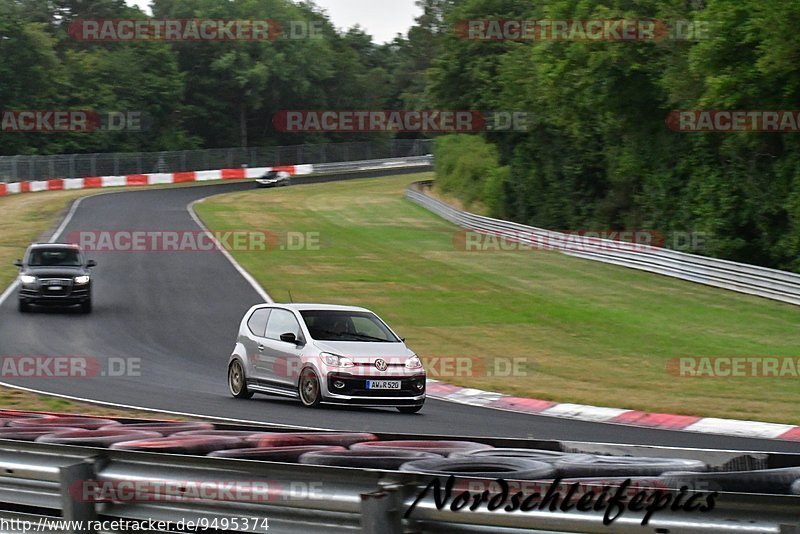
[38,278,73,297]
[328,373,425,397]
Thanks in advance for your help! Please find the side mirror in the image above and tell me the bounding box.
[280,332,300,345]
[86,260,97,268]
[13,260,22,268]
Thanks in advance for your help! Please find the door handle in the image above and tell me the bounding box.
[258,345,265,352]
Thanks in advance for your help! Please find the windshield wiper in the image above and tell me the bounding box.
[344,332,393,342]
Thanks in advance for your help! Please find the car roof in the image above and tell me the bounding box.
[28,243,81,250]
[262,303,373,313]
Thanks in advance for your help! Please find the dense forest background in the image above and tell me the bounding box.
[2,0,800,270]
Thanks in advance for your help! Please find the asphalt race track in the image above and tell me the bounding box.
[0,180,797,452]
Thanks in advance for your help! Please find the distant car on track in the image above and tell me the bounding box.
[14,243,96,314]
[255,170,291,188]
[228,303,426,413]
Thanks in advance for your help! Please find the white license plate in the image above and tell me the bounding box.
[48,286,63,291]
[367,380,401,390]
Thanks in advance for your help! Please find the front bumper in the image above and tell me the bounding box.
[19,284,90,305]
[322,372,426,406]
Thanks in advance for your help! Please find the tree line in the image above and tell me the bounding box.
[2,0,799,270]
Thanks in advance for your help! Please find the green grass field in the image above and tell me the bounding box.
[196,173,800,424]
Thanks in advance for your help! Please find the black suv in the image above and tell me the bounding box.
[14,244,96,313]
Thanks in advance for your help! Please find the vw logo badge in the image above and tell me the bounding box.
[375,359,388,371]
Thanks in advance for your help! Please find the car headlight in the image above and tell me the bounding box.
[321,353,354,368]
[19,275,36,285]
[74,275,90,285]
[405,355,423,370]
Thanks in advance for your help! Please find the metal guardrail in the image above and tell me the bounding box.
[406,181,800,306]
[0,430,798,534]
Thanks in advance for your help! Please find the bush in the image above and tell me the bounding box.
[434,134,508,217]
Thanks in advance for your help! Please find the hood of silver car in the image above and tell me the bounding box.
[312,341,414,362]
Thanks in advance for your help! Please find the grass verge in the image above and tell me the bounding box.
[196,173,800,425]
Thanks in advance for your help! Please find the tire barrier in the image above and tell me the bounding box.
[0,426,81,440]
[35,429,163,447]
[299,449,443,470]
[659,467,800,495]
[399,457,556,480]
[0,411,53,420]
[171,430,259,446]
[110,435,246,455]
[99,422,215,436]
[350,440,493,456]
[552,455,708,478]
[246,432,378,448]
[209,445,347,462]
[8,417,120,430]
[450,448,596,476]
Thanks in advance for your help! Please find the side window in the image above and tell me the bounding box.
[247,309,271,337]
[265,309,302,341]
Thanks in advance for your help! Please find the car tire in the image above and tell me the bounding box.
[228,360,253,399]
[100,421,216,436]
[110,435,245,455]
[552,455,708,478]
[299,449,442,470]
[298,368,322,408]
[245,432,377,448]
[397,405,423,414]
[80,299,92,314]
[209,445,347,462]
[36,429,162,447]
[659,467,800,495]
[400,457,556,480]
[350,440,494,456]
[18,300,29,313]
[8,417,120,430]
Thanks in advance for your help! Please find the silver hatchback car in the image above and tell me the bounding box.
[228,304,426,413]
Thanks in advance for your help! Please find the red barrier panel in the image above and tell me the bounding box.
[125,175,148,186]
[173,171,196,183]
[20,182,30,193]
[47,179,64,190]
[0,184,7,196]
[83,177,103,188]
[272,165,296,174]
[221,168,246,179]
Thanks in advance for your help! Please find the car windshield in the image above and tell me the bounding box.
[301,310,399,342]
[27,249,82,267]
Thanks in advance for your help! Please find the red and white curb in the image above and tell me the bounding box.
[0,164,314,197]
[426,380,800,441]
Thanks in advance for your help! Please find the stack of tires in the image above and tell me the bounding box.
[0,412,797,495]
